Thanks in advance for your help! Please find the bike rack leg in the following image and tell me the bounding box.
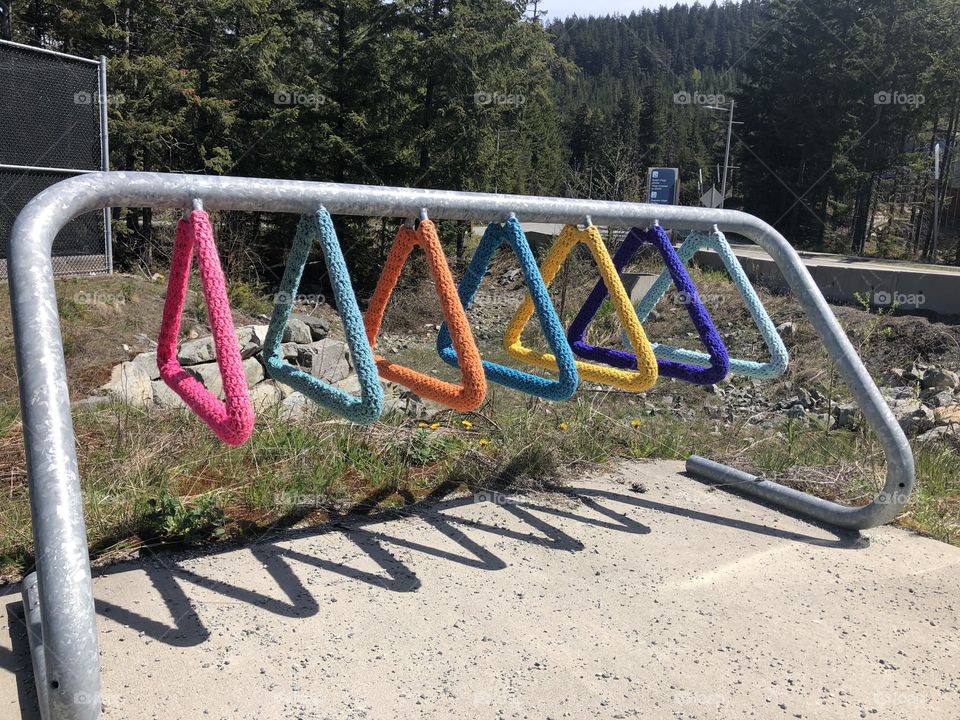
[22,572,51,719]
[682,213,915,530]
[10,193,102,719]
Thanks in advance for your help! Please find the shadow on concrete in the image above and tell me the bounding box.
[1,474,863,691]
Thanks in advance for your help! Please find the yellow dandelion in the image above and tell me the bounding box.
[429,422,440,430]
[417,421,429,428]
[558,422,568,431]
[461,419,473,429]
[479,438,490,446]
[631,418,642,428]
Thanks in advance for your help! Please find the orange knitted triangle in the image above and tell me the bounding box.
[364,220,486,411]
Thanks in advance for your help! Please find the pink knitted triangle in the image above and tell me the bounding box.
[157,210,255,445]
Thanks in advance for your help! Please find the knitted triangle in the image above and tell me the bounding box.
[568,225,730,385]
[436,218,578,401]
[632,229,789,379]
[157,210,255,445]
[263,209,384,424]
[504,224,658,392]
[364,220,486,411]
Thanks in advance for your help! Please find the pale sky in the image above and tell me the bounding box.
[544,0,690,20]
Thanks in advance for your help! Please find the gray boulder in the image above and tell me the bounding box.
[130,351,161,381]
[280,392,312,420]
[248,325,271,348]
[152,380,187,409]
[101,361,153,407]
[186,362,224,398]
[925,390,956,408]
[299,339,351,384]
[290,313,330,341]
[333,375,363,395]
[235,325,257,347]
[382,387,427,418]
[916,425,959,447]
[921,368,959,391]
[178,337,217,366]
[895,402,935,435]
[249,381,283,412]
[832,403,860,430]
[243,357,265,388]
[282,318,313,345]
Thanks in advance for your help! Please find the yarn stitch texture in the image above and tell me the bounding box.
[631,229,789,379]
[436,218,578,401]
[364,219,486,411]
[504,224,659,392]
[568,225,730,385]
[157,210,255,445]
[263,210,384,424]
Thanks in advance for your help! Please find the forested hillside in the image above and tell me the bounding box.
[6,0,959,282]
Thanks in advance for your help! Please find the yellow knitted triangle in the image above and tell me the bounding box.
[504,224,659,392]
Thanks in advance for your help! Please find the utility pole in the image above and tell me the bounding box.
[721,99,734,208]
[705,99,742,209]
[931,142,941,264]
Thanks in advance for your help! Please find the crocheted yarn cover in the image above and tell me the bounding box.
[504,224,658,392]
[568,225,730,385]
[364,220,486,411]
[263,209,384,424]
[157,210,255,445]
[632,229,789,379]
[436,218,578,401]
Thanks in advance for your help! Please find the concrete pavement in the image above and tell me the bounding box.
[1,459,958,719]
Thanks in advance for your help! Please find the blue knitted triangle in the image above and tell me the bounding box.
[263,209,384,423]
[436,218,578,400]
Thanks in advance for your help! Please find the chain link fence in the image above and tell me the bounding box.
[0,39,110,278]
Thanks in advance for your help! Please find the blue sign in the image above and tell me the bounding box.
[647,167,679,205]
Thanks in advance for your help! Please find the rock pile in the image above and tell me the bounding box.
[98,314,429,419]
[634,362,959,447]
[883,364,960,445]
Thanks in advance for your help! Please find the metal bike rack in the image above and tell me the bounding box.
[8,172,914,719]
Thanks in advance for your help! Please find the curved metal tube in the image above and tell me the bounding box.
[9,172,914,719]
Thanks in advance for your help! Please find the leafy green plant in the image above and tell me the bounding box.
[144,491,226,545]
[403,430,458,466]
[228,279,271,315]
